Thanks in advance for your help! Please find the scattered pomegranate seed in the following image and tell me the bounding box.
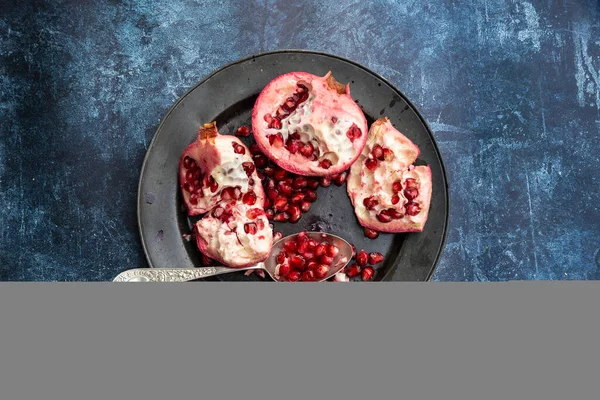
[273,212,290,222]
[356,250,368,267]
[300,201,311,212]
[263,166,275,176]
[315,243,328,257]
[325,244,339,258]
[288,204,302,223]
[368,252,384,265]
[278,263,291,278]
[315,265,329,279]
[305,190,318,202]
[333,172,347,186]
[236,125,251,137]
[364,227,380,239]
[365,158,378,171]
[318,159,333,169]
[350,244,357,258]
[253,154,268,168]
[273,196,288,211]
[273,231,283,241]
[292,177,307,189]
[346,264,361,278]
[291,193,305,204]
[277,182,293,197]
[301,270,315,282]
[266,188,278,200]
[307,179,320,190]
[265,209,275,220]
[405,202,421,216]
[362,266,374,281]
[287,270,300,282]
[249,143,262,154]
[320,177,332,187]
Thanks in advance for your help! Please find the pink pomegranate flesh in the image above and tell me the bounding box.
[252,71,368,177]
[347,117,432,233]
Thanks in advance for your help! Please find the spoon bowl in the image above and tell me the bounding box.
[113,232,353,282]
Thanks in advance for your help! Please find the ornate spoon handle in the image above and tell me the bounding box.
[113,266,259,282]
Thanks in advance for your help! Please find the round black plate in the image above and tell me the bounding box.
[138,50,449,281]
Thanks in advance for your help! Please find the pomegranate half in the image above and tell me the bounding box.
[179,122,273,268]
[252,71,368,176]
[347,117,432,233]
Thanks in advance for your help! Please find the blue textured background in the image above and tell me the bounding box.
[1,0,598,281]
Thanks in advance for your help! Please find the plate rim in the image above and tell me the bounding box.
[137,49,450,281]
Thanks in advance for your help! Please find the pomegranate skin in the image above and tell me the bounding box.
[252,71,368,177]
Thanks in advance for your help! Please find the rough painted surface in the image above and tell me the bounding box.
[0,0,598,281]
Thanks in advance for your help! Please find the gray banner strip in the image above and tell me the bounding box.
[0,282,599,400]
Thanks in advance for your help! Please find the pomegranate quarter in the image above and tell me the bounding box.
[252,71,368,177]
[347,117,432,233]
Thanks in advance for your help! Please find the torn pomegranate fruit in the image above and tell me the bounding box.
[347,117,432,233]
[252,71,368,176]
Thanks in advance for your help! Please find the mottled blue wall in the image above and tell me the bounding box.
[0,0,598,281]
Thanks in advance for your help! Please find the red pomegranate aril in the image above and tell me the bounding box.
[242,162,255,177]
[300,142,314,157]
[391,195,400,205]
[315,265,329,279]
[306,261,319,271]
[220,187,235,201]
[208,176,219,192]
[376,210,393,223]
[273,168,287,181]
[246,208,262,219]
[346,123,362,142]
[285,140,301,154]
[263,166,275,177]
[189,194,199,205]
[365,158,378,171]
[242,191,257,205]
[244,222,257,234]
[300,201,311,212]
[274,212,290,222]
[212,207,224,218]
[284,240,297,253]
[333,172,347,186]
[346,264,361,278]
[364,227,379,239]
[305,190,317,202]
[405,202,421,216]
[388,208,404,219]
[256,219,265,230]
[363,196,378,210]
[185,169,195,182]
[265,209,275,220]
[232,143,246,154]
[292,177,308,189]
[269,117,282,129]
[254,154,268,168]
[318,255,334,265]
[267,188,279,200]
[405,178,419,189]
[301,270,315,282]
[236,125,251,137]
[350,244,357,258]
[356,250,368,267]
[392,180,402,192]
[287,270,300,282]
[264,113,273,123]
[307,179,320,190]
[288,204,302,223]
[273,196,288,211]
[265,178,276,190]
[404,187,419,200]
[318,159,332,169]
[249,143,262,155]
[371,144,384,160]
[307,239,318,250]
[315,243,328,257]
[368,252,384,265]
[248,178,255,186]
[277,182,293,197]
[297,240,309,255]
[320,177,332,187]
[183,156,194,169]
[291,193,305,204]
[283,177,293,186]
[362,266,374,281]
[268,133,284,147]
[183,182,192,193]
[278,264,291,278]
[383,148,394,161]
[325,244,339,258]
[289,255,305,270]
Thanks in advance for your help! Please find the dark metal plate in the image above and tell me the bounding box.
[138,50,449,281]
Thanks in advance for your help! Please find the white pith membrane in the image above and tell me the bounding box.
[253,72,368,176]
[347,118,432,233]
[180,123,273,268]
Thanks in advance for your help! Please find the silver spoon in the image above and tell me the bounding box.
[113,232,352,282]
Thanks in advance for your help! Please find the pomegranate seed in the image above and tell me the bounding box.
[249,143,262,154]
[289,255,305,270]
[290,132,301,141]
[278,264,291,278]
[368,252,384,265]
[404,187,419,200]
[383,148,394,161]
[265,209,275,220]
[333,172,347,186]
[307,239,318,251]
[356,250,368,267]
[244,222,257,234]
[292,177,308,189]
[274,168,287,181]
[242,190,257,205]
[268,133,284,147]
[183,156,194,169]
[296,231,308,242]
[284,240,297,253]
[212,207,224,218]
[209,176,219,192]
[363,196,378,210]
[405,202,421,216]
[202,254,214,265]
[232,142,246,154]
[388,208,404,219]
[246,208,262,219]
[256,219,265,230]
[405,178,419,189]
[286,140,302,154]
[265,178,276,190]
[185,169,195,182]
[274,212,290,222]
[276,251,287,264]
[284,98,295,109]
[242,162,255,177]
[283,177,293,186]
[318,159,332,169]
[189,194,199,205]
[253,154,268,168]
[264,113,273,123]
[300,142,314,157]
[365,158,378,171]
[318,255,334,265]
[331,116,338,123]
[297,83,307,93]
[315,265,329,279]
[183,182,192,192]
[248,178,255,185]
[287,271,300,282]
[288,204,302,223]
[305,190,317,202]
[273,196,288,211]
[307,261,319,271]
[346,264,361,278]
[346,123,362,142]
[391,195,400,205]
[220,187,235,201]
[236,125,251,137]
[291,193,305,204]
[263,166,275,177]
[297,240,309,255]
[267,188,279,200]
[307,179,320,190]
[371,145,384,160]
[270,117,282,129]
[300,270,315,282]
[315,243,328,257]
[300,201,311,212]
[320,177,332,187]
[326,244,339,258]
[362,266,374,281]
[350,244,357,258]
[376,210,393,223]
[392,180,402,192]
[277,182,293,197]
